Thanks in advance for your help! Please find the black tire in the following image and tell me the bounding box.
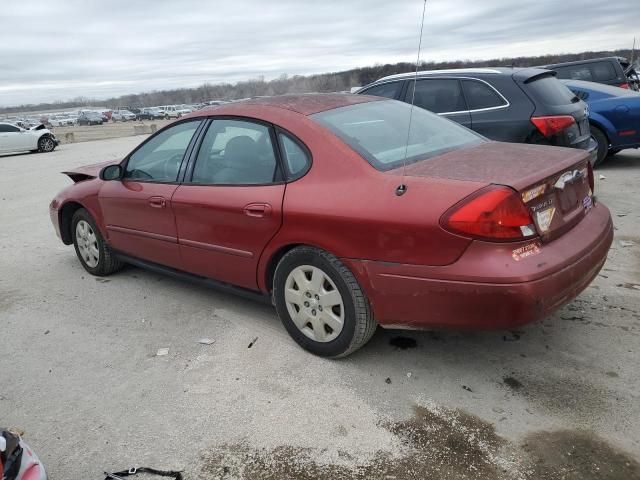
[591,126,609,167]
[71,208,124,276]
[273,246,377,358]
[37,135,56,153]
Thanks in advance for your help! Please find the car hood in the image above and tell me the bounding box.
[62,160,113,183]
[394,141,589,191]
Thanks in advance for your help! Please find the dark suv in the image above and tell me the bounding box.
[539,57,638,91]
[357,68,597,164]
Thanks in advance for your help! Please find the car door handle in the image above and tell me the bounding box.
[243,203,271,218]
[149,196,166,208]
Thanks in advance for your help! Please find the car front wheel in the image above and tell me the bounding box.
[273,246,377,358]
[37,135,56,153]
[72,209,123,276]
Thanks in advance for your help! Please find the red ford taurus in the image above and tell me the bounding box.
[50,94,613,357]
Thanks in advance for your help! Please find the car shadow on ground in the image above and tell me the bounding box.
[600,149,640,170]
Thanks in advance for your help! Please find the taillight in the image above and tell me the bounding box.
[531,115,576,138]
[619,83,630,89]
[587,161,594,192]
[441,186,537,241]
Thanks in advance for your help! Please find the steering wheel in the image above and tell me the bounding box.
[163,153,184,180]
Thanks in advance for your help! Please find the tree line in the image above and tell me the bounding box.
[2,48,634,114]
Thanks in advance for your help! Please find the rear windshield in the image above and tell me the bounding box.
[311,100,484,171]
[525,75,578,106]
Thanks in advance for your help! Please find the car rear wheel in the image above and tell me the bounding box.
[273,246,377,358]
[37,135,55,153]
[72,209,124,276]
[591,126,609,167]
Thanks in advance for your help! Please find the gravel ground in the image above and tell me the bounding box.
[0,138,639,479]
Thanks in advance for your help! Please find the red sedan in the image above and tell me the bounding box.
[50,94,613,357]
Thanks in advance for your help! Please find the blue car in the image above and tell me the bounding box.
[562,79,640,166]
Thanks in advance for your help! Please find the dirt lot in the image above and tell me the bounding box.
[0,138,639,479]
[52,118,174,144]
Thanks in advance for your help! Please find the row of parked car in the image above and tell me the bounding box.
[355,56,640,166]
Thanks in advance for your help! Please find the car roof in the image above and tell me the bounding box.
[371,67,554,84]
[541,56,626,68]
[196,93,381,116]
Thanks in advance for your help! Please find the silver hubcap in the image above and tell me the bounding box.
[75,220,99,268]
[284,265,344,343]
[41,138,54,151]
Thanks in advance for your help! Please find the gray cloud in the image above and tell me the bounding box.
[0,0,637,106]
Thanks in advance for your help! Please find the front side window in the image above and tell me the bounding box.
[312,100,484,171]
[0,124,20,133]
[405,78,467,113]
[191,119,279,185]
[361,81,402,99]
[124,120,201,182]
[462,79,508,110]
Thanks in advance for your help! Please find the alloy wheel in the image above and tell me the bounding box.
[284,265,345,342]
[40,137,55,152]
[75,220,100,268]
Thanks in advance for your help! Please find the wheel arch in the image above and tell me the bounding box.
[589,114,615,145]
[58,201,85,244]
[260,243,306,294]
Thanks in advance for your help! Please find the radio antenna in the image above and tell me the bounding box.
[397,0,427,197]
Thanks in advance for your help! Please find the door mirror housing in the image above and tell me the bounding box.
[101,164,123,181]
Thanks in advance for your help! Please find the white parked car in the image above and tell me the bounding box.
[160,105,192,118]
[0,122,58,154]
[111,109,137,122]
[48,115,75,127]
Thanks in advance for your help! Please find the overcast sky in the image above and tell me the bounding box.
[0,0,637,106]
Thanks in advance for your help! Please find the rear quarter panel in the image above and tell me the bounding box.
[248,107,485,291]
[591,97,640,148]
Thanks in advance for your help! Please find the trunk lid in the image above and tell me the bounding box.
[396,141,593,242]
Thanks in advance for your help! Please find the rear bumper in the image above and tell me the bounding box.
[584,136,598,165]
[345,202,613,330]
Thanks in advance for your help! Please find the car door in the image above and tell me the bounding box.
[0,124,30,152]
[404,78,472,128]
[98,119,203,269]
[461,78,511,141]
[171,118,285,290]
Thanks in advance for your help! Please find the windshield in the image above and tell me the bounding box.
[311,100,484,171]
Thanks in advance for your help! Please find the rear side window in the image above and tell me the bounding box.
[591,61,617,81]
[361,81,402,99]
[405,79,467,113]
[278,133,310,179]
[461,79,508,110]
[555,65,592,81]
[524,75,576,106]
[191,119,279,185]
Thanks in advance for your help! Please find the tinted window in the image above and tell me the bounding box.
[462,80,507,110]
[405,79,467,113]
[361,81,402,99]
[125,120,200,182]
[312,100,483,171]
[525,75,576,106]
[555,65,592,81]
[191,119,279,185]
[591,61,617,81]
[278,133,310,178]
[0,124,20,133]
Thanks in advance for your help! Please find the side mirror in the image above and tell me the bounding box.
[100,164,123,181]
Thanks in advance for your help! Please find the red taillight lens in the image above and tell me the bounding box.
[531,115,576,138]
[619,83,630,89]
[442,186,536,241]
[587,161,594,192]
